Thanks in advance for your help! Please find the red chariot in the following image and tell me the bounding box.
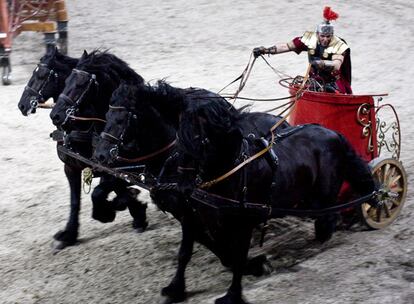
[281,76,407,229]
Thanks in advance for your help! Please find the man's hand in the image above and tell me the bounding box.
[253,46,266,58]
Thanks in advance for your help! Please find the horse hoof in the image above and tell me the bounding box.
[53,230,77,244]
[159,296,184,304]
[215,293,249,304]
[244,255,273,277]
[133,221,148,233]
[51,239,73,252]
[92,209,116,223]
[161,286,186,303]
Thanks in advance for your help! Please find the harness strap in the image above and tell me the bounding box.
[200,132,274,189]
[116,139,177,163]
[67,115,106,123]
[100,131,120,143]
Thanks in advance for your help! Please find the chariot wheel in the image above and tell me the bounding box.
[361,157,407,229]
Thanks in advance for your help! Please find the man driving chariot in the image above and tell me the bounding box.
[254,7,352,94]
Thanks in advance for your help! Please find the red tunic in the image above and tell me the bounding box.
[292,36,352,94]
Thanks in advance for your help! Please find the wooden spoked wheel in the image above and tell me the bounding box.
[361,157,407,229]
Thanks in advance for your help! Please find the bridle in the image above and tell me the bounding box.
[59,68,100,126]
[24,63,58,112]
[100,105,176,163]
[100,105,134,159]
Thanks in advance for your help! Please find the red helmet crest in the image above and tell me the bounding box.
[323,6,339,22]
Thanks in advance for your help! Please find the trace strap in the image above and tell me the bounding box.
[200,131,275,189]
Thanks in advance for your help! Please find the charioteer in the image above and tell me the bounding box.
[253,7,352,94]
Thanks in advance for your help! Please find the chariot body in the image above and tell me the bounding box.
[283,77,407,229]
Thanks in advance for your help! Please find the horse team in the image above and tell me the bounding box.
[17,48,377,304]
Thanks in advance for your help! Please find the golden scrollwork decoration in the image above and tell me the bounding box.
[376,116,400,159]
[357,103,374,153]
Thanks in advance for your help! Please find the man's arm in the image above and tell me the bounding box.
[253,41,297,57]
[311,54,344,71]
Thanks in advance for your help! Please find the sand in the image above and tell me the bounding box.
[0,0,413,303]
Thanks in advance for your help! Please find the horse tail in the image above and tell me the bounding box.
[337,133,376,195]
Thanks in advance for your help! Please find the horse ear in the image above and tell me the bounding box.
[82,50,88,57]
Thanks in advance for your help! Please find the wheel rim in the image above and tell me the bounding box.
[361,158,407,229]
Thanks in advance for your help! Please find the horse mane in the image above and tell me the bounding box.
[40,47,78,71]
[110,82,138,107]
[129,80,186,126]
[77,50,144,85]
[178,98,246,156]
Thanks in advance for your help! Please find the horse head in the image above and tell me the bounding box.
[94,83,140,164]
[18,47,78,116]
[94,81,177,172]
[50,50,144,132]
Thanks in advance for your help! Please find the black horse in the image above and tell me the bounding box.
[175,98,377,303]
[93,81,290,303]
[18,47,78,116]
[42,50,148,249]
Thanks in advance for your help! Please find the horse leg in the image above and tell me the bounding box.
[161,213,194,303]
[314,213,338,243]
[52,164,81,250]
[243,254,273,277]
[91,176,116,223]
[113,186,148,233]
[215,226,253,304]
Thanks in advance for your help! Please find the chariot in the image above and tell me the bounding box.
[281,76,407,229]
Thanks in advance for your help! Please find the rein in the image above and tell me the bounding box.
[101,104,177,164]
[199,64,312,189]
[67,115,106,123]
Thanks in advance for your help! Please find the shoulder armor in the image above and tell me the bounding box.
[326,36,349,55]
[300,31,318,49]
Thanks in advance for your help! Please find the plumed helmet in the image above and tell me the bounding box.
[316,7,339,35]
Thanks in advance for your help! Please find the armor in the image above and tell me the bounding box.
[300,31,349,59]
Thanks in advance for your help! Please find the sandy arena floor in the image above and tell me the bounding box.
[0,1,413,303]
